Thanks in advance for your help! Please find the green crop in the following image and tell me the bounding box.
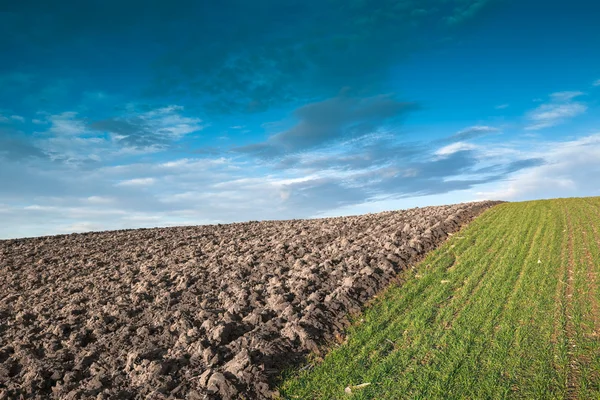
[279,198,600,399]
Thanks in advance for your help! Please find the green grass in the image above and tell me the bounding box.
[279,198,600,399]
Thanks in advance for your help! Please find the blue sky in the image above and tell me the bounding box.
[1,0,600,238]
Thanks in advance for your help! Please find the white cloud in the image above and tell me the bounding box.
[0,135,545,239]
[477,134,600,200]
[593,79,600,87]
[160,159,195,168]
[0,98,571,240]
[116,177,156,187]
[112,144,164,156]
[526,104,587,130]
[449,125,500,141]
[138,105,204,139]
[435,142,477,156]
[143,105,184,117]
[23,205,59,211]
[41,135,107,164]
[89,104,204,152]
[495,104,509,109]
[48,112,87,136]
[143,111,204,139]
[525,91,587,130]
[549,91,584,102]
[0,113,26,123]
[86,196,115,204]
[27,103,206,164]
[536,105,585,120]
[157,157,230,171]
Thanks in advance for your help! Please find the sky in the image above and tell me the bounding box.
[1,0,600,239]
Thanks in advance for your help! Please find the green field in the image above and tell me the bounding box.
[279,198,600,399]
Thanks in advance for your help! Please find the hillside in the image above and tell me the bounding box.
[280,198,600,399]
[0,201,497,399]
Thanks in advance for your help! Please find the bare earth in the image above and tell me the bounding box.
[0,201,499,399]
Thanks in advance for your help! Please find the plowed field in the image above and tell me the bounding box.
[0,201,497,399]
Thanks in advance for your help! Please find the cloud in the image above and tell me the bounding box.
[447,125,500,142]
[32,112,111,164]
[235,132,541,218]
[549,91,585,102]
[0,121,546,239]
[274,178,370,213]
[473,157,545,175]
[525,91,587,130]
[48,112,88,136]
[206,149,501,216]
[92,118,169,148]
[477,134,600,200]
[593,79,600,87]
[90,105,203,150]
[42,136,106,164]
[0,104,204,167]
[274,136,425,172]
[502,158,546,174]
[307,149,501,205]
[0,129,48,161]
[435,142,478,156]
[86,196,115,204]
[495,104,509,109]
[0,113,25,123]
[236,94,417,157]
[116,177,156,187]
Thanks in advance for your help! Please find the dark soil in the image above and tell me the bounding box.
[0,201,500,399]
